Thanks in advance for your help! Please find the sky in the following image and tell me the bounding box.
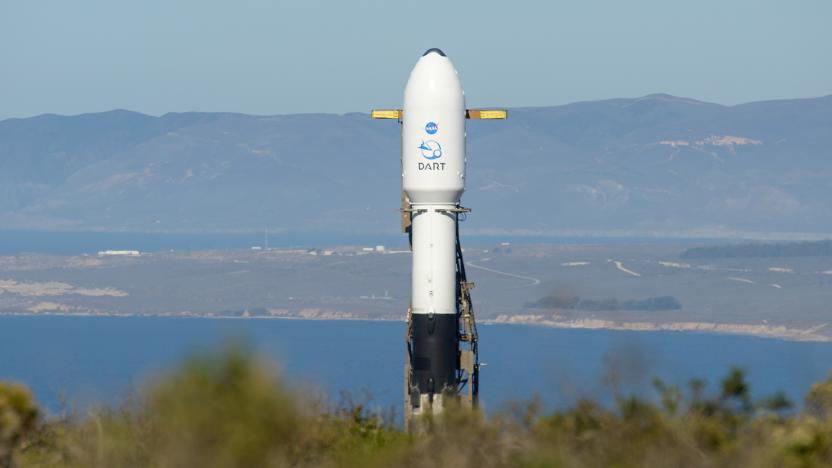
[1,0,830,120]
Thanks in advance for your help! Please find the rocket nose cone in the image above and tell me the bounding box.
[404,47,464,109]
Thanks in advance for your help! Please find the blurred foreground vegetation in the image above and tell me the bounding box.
[3,345,832,467]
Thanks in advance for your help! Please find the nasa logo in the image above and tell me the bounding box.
[425,122,438,135]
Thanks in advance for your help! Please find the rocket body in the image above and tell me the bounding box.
[402,49,466,404]
[370,48,494,419]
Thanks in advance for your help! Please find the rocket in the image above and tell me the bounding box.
[372,48,506,421]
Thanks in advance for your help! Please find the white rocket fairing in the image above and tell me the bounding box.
[403,49,466,206]
[372,48,505,421]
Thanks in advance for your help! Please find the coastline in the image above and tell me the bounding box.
[487,314,832,342]
[1,311,830,343]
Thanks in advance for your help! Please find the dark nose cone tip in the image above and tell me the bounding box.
[422,48,446,57]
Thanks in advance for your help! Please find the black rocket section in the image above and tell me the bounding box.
[411,313,458,394]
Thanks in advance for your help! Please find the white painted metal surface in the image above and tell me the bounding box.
[402,50,466,316]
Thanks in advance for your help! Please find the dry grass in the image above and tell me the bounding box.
[2,345,832,467]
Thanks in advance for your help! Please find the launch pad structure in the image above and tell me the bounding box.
[372,48,506,425]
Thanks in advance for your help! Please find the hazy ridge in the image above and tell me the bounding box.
[1,94,831,238]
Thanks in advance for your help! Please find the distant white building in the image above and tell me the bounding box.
[375,245,386,252]
[98,250,141,257]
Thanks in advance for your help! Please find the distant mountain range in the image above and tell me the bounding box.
[1,94,830,239]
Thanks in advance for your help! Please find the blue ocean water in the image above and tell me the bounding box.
[1,316,830,416]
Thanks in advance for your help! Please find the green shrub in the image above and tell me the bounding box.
[0,382,38,468]
[7,346,832,467]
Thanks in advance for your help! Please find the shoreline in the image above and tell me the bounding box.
[1,311,830,343]
[487,315,832,342]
